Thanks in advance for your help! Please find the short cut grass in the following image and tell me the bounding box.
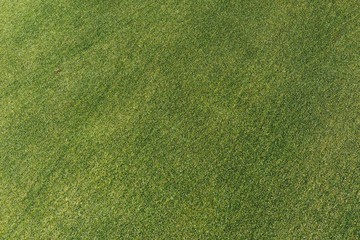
[0,0,359,239]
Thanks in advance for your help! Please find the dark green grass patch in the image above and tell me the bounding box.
[1,0,359,239]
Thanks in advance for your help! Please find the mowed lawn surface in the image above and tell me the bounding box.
[0,0,359,239]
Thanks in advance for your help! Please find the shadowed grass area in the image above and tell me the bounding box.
[1,0,359,239]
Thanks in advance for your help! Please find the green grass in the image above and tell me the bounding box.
[1,0,359,239]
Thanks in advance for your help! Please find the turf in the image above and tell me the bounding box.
[0,0,359,239]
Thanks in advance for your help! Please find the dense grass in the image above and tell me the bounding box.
[1,0,359,239]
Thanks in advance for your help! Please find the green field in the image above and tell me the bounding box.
[1,1,359,239]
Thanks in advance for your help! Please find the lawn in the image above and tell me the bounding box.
[0,0,359,239]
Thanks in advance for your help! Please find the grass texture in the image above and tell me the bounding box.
[1,0,359,239]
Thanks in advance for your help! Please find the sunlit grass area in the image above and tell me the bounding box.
[1,1,359,239]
